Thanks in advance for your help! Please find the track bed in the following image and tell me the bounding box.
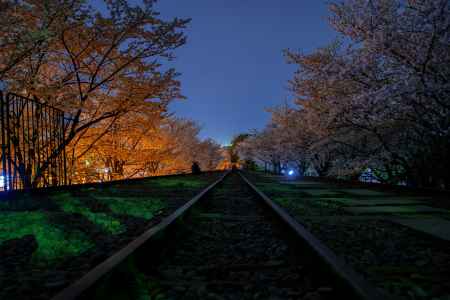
[0,172,224,300]
[132,174,348,299]
[55,172,384,300]
[243,171,450,300]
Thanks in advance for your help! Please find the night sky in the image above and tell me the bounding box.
[98,1,338,145]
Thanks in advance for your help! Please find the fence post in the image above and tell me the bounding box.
[1,92,68,191]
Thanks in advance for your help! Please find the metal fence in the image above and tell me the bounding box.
[0,91,67,191]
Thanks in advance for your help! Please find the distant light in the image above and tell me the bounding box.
[281,170,286,174]
[0,176,8,191]
[104,168,110,173]
[288,170,295,176]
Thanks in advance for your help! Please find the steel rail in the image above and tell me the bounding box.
[0,170,225,199]
[238,171,392,300]
[53,170,391,300]
[52,170,231,300]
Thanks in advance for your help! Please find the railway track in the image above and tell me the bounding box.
[53,171,389,300]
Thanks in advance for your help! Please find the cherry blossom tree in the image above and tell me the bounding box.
[70,116,224,182]
[2,0,190,185]
[280,0,450,187]
[242,0,449,188]
[236,127,284,174]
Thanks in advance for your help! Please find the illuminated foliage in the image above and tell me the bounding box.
[94,196,165,220]
[70,117,223,182]
[1,1,226,184]
[1,0,190,185]
[0,211,93,262]
[52,193,125,234]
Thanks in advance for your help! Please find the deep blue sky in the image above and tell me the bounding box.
[154,1,338,145]
[97,1,338,145]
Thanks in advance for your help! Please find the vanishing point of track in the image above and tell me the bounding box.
[53,171,390,300]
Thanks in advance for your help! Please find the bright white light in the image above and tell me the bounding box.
[288,170,295,176]
[0,176,5,189]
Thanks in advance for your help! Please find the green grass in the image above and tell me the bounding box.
[257,182,299,194]
[151,177,206,189]
[52,192,125,234]
[273,196,298,207]
[272,196,309,214]
[344,205,449,215]
[95,196,165,220]
[313,199,346,210]
[302,189,343,197]
[0,200,10,210]
[340,189,389,196]
[0,211,93,262]
[317,197,356,205]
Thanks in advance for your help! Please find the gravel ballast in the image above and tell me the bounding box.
[244,171,450,300]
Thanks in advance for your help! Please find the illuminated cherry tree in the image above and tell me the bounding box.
[1,0,190,184]
[243,0,449,187]
[284,0,450,187]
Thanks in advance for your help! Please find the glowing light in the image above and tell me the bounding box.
[0,176,5,189]
[288,170,295,176]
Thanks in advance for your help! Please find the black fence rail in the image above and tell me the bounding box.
[0,91,67,191]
